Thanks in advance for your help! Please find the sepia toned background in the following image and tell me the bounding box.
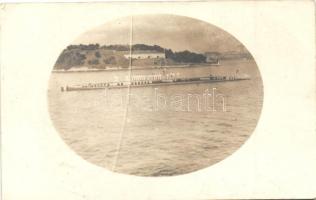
[1,1,316,199]
[48,14,263,176]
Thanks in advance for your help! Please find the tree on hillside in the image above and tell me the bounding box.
[95,51,101,58]
[165,49,206,63]
[132,44,164,52]
[103,56,116,65]
[54,50,87,69]
[88,59,99,65]
[101,45,129,51]
[66,43,100,51]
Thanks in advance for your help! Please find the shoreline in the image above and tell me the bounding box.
[52,63,221,73]
[52,58,254,73]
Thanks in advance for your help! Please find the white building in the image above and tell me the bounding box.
[205,52,220,63]
[124,51,165,59]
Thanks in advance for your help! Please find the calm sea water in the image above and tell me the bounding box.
[48,59,263,176]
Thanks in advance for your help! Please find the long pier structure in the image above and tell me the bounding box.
[61,73,250,92]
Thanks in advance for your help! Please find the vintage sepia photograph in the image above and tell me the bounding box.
[3,2,316,199]
[48,14,263,176]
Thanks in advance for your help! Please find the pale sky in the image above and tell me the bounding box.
[73,14,249,54]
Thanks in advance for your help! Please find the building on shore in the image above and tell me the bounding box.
[205,52,220,63]
[124,51,166,60]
